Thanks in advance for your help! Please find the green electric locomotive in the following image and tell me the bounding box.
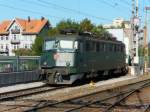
[40,33,126,84]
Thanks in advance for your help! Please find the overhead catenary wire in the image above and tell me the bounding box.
[95,0,131,13]
[36,0,112,22]
[118,0,132,8]
[120,0,131,6]
[0,3,62,19]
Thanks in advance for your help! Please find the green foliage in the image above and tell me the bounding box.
[92,25,105,36]
[79,18,94,32]
[32,18,115,55]
[13,48,33,56]
[92,25,112,40]
[47,18,112,40]
[138,45,150,57]
[48,27,59,36]
[121,22,125,28]
[56,19,79,31]
[31,36,44,55]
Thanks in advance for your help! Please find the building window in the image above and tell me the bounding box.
[15,26,18,29]
[1,45,3,49]
[1,36,3,40]
[13,45,18,50]
[14,35,16,40]
[14,45,16,49]
[25,44,28,49]
[6,36,8,40]
[6,44,8,50]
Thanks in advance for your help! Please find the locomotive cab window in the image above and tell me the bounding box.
[45,40,58,50]
[44,39,78,51]
[60,40,73,49]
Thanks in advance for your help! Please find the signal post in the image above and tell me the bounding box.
[129,0,140,75]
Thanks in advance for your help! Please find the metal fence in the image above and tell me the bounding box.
[0,56,40,73]
[0,56,41,86]
[0,70,41,87]
[139,57,150,67]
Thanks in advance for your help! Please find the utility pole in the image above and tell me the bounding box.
[134,0,139,64]
[130,0,135,63]
[144,7,150,74]
[129,0,140,75]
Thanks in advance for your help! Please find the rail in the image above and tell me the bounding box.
[0,85,65,102]
[24,79,150,112]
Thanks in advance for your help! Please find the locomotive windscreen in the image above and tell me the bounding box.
[45,40,56,50]
[44,39,78,50]
[59,40,73,49]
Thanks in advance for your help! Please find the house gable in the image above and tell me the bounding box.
[0,18,50,35]
[7,20,22,34]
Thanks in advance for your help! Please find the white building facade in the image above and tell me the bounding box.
[0,18,49,56]
[103,18,131,29]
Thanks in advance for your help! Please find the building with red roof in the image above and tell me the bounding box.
[0,17,50,56]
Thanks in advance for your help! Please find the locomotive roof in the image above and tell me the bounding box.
[45,34,124,45]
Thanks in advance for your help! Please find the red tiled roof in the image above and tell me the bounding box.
[0,20,11,34]
[0,18,49,35]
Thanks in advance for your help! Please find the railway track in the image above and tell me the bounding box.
[24,79,150,112]
[0,85,65,102]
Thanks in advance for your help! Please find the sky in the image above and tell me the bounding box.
[0,0,148,27]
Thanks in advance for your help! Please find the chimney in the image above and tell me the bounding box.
[41,16,44,21]
[28,16,30,22]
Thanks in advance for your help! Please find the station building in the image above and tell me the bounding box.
[0,17,50,56]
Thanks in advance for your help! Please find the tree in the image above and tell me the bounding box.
[31,36,44,55]
[48,27,59,36]
[13,48,33,56]
[92,25,105,36]
[79,18,94,32]
[56,19,79,32]
[91,25,113,40]
[121,22,125,28]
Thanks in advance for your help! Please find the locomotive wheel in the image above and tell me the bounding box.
[46,73,55,84]
[46,72,63,84]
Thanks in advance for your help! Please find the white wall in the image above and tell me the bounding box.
[107,29,124,42]
[0,21,37,56]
